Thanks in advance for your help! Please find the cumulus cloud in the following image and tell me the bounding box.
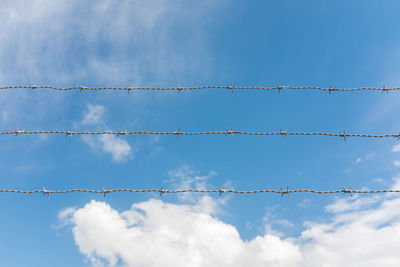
[65,199,302,267]
[394,160,400,167]
[301,196,400,266]
[61,178,400,267]
[80,104,132,162]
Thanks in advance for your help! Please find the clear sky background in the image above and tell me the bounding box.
[1,1,400,266]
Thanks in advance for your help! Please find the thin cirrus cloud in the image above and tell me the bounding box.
[81,104,106,126]
[393,144,400,153]
[0,0,226,139]
[353,152,376,165]
[60,177,400,267]
[80,104,132,162]
[0,0,224,84]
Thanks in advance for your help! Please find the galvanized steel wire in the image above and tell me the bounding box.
[0,187,399,197]
[2,85,398,200]
[3,129,400,140]
[0,85,400,93]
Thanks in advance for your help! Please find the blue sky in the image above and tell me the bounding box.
[1,1,400,266]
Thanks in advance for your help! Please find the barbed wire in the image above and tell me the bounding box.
[0,85,399,93]
[3,129,400,140]
[0,186,399,197]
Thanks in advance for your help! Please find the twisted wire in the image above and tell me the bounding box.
[0,85,399,93]
[3,130,400,139]
[0,187,399,196]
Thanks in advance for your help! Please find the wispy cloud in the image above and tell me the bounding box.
[164,165,225,212]
[81,105,105,126]
[353,152,376,164]
[393,144,400,152]
[98,135,131,162]
[0,0,224,84]
[80,104,132,162]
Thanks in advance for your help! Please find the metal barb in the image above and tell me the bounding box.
[103,186,111,197]
[15,129,25,136]
[160,187,167,196]
[226,84,234,93]
[219,187,226,196]
[177,84,183,94]
[65,130,74,137]
[118,130,128,136]
[280,129,287,138]
[343,186,353,196]
[340,130,347,141]
[225,128,234,136]
[43,187,50,198]
[174,128,181,138]
[280,186,290,197]
[80,86,87,92]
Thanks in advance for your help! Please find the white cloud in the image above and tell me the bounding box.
[61,178,400,267]
[99,135,131,162]
[65,199,302,267]
[0,0,226,138]
[353,152,375,164]
[82,105,105,125]
[373,177,384,183]
[297,199,310,208]
[165,165,219,204]
[80,104,132,162]
[301,197,400,266]
[82,133,132,162]
[393,144,400,152]
[394,160,400,167]
[325,195,379,213]
[0,0,223,84]
[149,135,160,145]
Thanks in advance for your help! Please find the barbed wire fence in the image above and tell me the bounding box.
[3,129,400,140]
[0,186,399,197]
[2,87,399,200]
[0,85,399,93]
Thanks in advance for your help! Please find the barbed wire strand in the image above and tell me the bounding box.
[0,187,399,197]
[3,130,400,139]
[0,85,399,93]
